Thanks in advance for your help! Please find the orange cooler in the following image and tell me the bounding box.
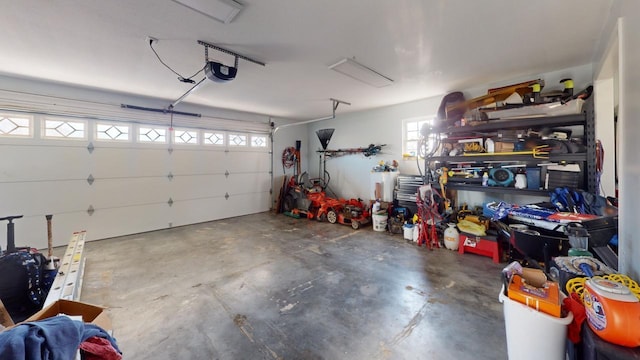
[583,278,640,347]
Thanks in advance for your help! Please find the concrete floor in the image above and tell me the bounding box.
[80,212,508,359]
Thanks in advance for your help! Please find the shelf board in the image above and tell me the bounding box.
[427,152,587,163]
[444,183,551,196]
[434,113,586,135]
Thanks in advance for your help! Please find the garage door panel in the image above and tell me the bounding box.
[0,181,91,215]
[0,146,90,181]
[90,178,171,209]
[1,109,271,242]
[225,174,271,194]
[170,198,231,226]
[9,212,90,250]
[170,175,227,200]
[224,192,271,216]
[86,204,170,240]
[170,149,227,175]
[225,152,271,173]
[90,147,171,178]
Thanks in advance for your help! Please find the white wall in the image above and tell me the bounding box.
[596,0,640,280]
[594,78,616,197]
[307,97,440,200]
[307,64,593,206]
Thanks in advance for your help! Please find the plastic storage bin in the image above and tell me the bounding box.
[499,286,573,360]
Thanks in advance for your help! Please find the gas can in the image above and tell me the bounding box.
[583,277,640,347]
[443,223,460,251]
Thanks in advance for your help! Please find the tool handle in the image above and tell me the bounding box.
[46,214,53,258]
[579,263,595,277]
[0,215,24,222]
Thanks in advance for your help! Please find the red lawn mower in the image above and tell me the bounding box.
[317,198,370,230]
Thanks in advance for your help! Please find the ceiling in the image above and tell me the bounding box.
[0,0,613,120]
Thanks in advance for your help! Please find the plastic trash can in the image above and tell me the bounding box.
[499,286,573,360]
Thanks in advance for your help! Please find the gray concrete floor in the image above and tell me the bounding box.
[80,212,507,360]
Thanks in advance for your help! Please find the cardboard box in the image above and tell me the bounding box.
[508,271,561,317]
[25,299,111,331]
[494,141,515,153]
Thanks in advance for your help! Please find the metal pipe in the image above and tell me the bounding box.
[272,98,350,135]
[120,104,201,117]
[170,78,207,108]
[273,114,335,135]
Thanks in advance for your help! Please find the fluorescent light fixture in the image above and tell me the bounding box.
[171,0,243,24]
[329,58,393,87]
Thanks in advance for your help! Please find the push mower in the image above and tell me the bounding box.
[317,198,370,230]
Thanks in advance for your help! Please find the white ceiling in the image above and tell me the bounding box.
[0,0,613,119]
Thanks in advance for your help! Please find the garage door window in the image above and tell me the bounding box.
[173,129,198,145]
[251,135,267,147]
[43,118,86,139]
[139,126,167,143]
[229,133,247,146]
[0,114,32,137]
[96,123,130,141]
[203,132,225,146]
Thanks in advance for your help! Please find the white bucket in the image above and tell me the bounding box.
[403,224,414,240]
[413,224,420,242]
[499,286,573,360]
[372,213,388,232]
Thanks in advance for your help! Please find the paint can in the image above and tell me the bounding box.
[372,213,388,232]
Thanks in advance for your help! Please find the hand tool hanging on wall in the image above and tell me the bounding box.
[316,128,335,190]
[318,144,386,158]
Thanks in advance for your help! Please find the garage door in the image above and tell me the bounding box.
[0,92,271,249]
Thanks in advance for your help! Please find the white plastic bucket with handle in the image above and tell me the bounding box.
[499,286,573,360]
[372,213,388,232]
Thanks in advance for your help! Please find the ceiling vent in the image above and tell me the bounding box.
[329,58,393,88]
[171,0,243,24]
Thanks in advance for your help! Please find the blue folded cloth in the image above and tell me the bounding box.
[0,315,120,360]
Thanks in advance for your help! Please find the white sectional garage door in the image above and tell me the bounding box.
[0,92,271,249]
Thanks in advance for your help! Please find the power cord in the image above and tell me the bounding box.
[149,40,204,84]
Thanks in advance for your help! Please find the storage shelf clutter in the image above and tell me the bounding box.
[385,81,633,359]
[426,98,597,196]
